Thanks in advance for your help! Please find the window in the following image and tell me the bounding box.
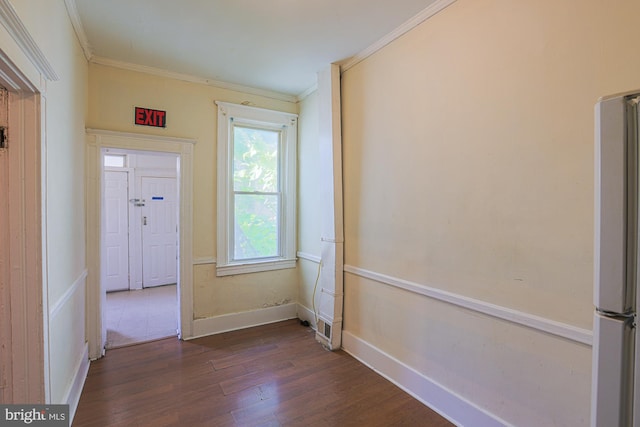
[216,102,297,276]
[104,154,126,168]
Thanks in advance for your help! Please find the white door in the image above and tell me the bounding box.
[104,171,130,292]
[141,177,177,287]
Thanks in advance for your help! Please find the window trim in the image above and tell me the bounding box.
[216,101,297,276]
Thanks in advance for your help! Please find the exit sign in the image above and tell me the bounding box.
[135,107,166,128]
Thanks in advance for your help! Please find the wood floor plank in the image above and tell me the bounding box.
[73,320,453,426]
[219,360,295,396]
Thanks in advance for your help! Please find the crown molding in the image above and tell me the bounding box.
[64,0,93,61]
[91,56,298,104]
[298,83,318,101]
[340,0,457,73]
[0,0,59,81]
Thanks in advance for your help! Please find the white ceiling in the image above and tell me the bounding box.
[71,0,441,98]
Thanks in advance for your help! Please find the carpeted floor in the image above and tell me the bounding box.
[105,284,177,348]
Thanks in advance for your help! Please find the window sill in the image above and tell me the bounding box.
[216,258,297,277]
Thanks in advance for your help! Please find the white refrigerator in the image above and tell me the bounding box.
[593,89,640,427]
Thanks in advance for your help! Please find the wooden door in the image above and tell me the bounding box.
[0,85,9,402]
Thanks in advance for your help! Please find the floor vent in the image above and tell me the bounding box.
[316,318,340,351]
[317,319,331,341]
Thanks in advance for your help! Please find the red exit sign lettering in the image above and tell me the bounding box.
[135,107,166,128]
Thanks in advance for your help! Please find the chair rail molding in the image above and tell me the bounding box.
[344,264,593,346]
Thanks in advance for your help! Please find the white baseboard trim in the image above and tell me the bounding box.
[189,303,298,339]
[344,265,592,346]
[342,331,509,427]
[296,303,317,330]
[64,342,89,425]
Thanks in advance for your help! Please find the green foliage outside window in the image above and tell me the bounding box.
[233,125,280,260]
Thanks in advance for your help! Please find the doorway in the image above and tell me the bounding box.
[101,149,179,348]
[0,59,46,401]
[86,128,195,360]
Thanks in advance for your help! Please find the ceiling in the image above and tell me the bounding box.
[70,0,441,99]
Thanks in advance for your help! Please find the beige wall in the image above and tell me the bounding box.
[10,0,89,405]
[340,0,640,425]
[87,64,298,319]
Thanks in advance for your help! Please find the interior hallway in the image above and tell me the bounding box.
[105,284,177,349]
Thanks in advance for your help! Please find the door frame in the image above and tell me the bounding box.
[86,128,196,359]
[0,52,45,401]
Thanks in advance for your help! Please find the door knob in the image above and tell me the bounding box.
[143,216,147,226]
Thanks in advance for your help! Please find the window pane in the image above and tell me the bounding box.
[104,154,125,167]
[233,126,279,193]
[234,194,279,260]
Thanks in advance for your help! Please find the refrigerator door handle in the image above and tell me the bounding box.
[596,308,636,322]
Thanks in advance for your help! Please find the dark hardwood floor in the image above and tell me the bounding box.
[74,320,453,426]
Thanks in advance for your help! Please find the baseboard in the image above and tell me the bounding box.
[64,343,89,425]
[341,331,509,427]
[190,303,298,339]
[296,303,317,330]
